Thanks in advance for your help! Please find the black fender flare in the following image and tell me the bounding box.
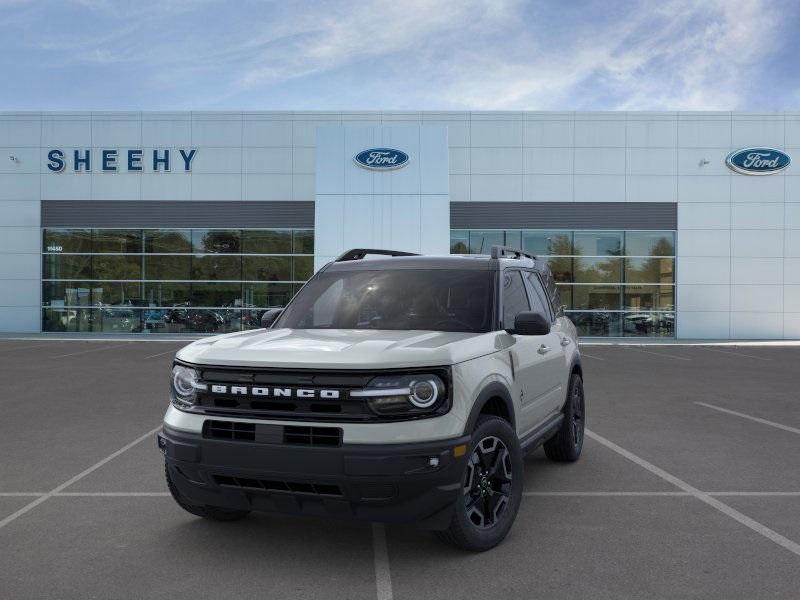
[569,354,583,378]
[558,354,583,411]
[463,381,516,435]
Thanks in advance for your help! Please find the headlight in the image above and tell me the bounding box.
[170,364,206,409]
[351,373,448,417]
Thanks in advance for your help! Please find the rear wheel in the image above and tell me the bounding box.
[165,464,250,522]
[436,416,523,552]
[543,373,585,462]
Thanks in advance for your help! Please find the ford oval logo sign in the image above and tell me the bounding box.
[726,147,790,175]
[354,148,409,170]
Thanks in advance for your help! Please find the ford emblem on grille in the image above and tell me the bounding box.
[354,148,409,170]
[725,147,790,175]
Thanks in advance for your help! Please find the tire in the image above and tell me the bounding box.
[436,416,523,552]
[165,463,250,522]
[543,372,585,462]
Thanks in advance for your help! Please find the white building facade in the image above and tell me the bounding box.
[1,110,798,339]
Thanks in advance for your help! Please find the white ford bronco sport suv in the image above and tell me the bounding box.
[159,246,585,551]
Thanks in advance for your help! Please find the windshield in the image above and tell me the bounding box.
[276,269,494,332]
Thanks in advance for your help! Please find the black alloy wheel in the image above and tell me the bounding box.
[463,435,513,529]
[571,379,584,448]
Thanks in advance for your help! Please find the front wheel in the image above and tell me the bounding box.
[436,416,523,552]
[543,373,585,462]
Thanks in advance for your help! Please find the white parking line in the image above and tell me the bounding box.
[524,491,690,496]
[49,343,132,358]
[695,347,771,361]
[523,491,800,497]
[695,402,800,436]
[143,349,180,359]
[0,425,160,531]
[579,352,606,361]
[708,492,800,496]
[585,428,800,558]
[623,346,691,361]
[372,523,393,600]
[55,492,170,497]
[0,342,64,354]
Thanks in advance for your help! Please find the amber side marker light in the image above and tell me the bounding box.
[453,444,467,457]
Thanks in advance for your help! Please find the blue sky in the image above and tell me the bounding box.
[1,0,798,111]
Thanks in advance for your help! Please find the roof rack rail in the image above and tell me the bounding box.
[335,248,420,262]
[490,245,537,261]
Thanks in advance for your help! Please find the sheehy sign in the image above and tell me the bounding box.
[46,149,197,172]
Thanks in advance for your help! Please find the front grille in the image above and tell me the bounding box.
[213,475,343,497]
[283,425,342,447]
[202,420,342,447]
[185,365,451,422]
[204,420,255,441]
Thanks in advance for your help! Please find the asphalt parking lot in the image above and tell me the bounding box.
[1,339,799,599]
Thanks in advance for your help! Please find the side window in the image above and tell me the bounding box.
[502,271,530,330]
[524,272,552,321]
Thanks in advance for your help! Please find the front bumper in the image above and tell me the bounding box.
[159,424,470,530]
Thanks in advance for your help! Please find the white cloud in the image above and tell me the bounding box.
[236,1,519,89]
[1,0,794,109]
[427,0,786,110]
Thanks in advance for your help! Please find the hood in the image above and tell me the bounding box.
[176,328,502,369]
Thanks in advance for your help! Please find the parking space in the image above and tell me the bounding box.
[0,340,799,599]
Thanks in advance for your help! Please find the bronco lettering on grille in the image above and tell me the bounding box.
[209,385,340,399]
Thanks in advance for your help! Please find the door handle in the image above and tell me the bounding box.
[537,344,551,355]
[560,337,571,347]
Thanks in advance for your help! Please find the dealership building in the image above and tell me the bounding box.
[0,110,798,339]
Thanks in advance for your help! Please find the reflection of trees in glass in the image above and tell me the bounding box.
[144,255,191,280]
[574,257,622,283]
[93,230,142,253]
[43,229,92,253]
[549,234,572,256]
[243,230,291,254]
[92,256,142,280]
[201,230,240,253]
[543,235,575,282]
[293,230,314,254]
[624,233,675,256]
[625,239,674,284]
[192,255,242,280]
[44,255,92,279]
[574,232,622,256]
[293,256,313,280]
[243,257,291,281]
[451,240,468,253]
[145,230,191,253]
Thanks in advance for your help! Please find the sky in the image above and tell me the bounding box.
[1,0,799,111]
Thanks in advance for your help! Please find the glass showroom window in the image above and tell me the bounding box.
[450,229,676,338]
[42,228,314,334]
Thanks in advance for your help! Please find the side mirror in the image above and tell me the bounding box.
[260,308,283,329]
[512,311,550,336]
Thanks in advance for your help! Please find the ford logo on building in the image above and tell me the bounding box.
[726,147,790,175]
[354,148,409,170]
